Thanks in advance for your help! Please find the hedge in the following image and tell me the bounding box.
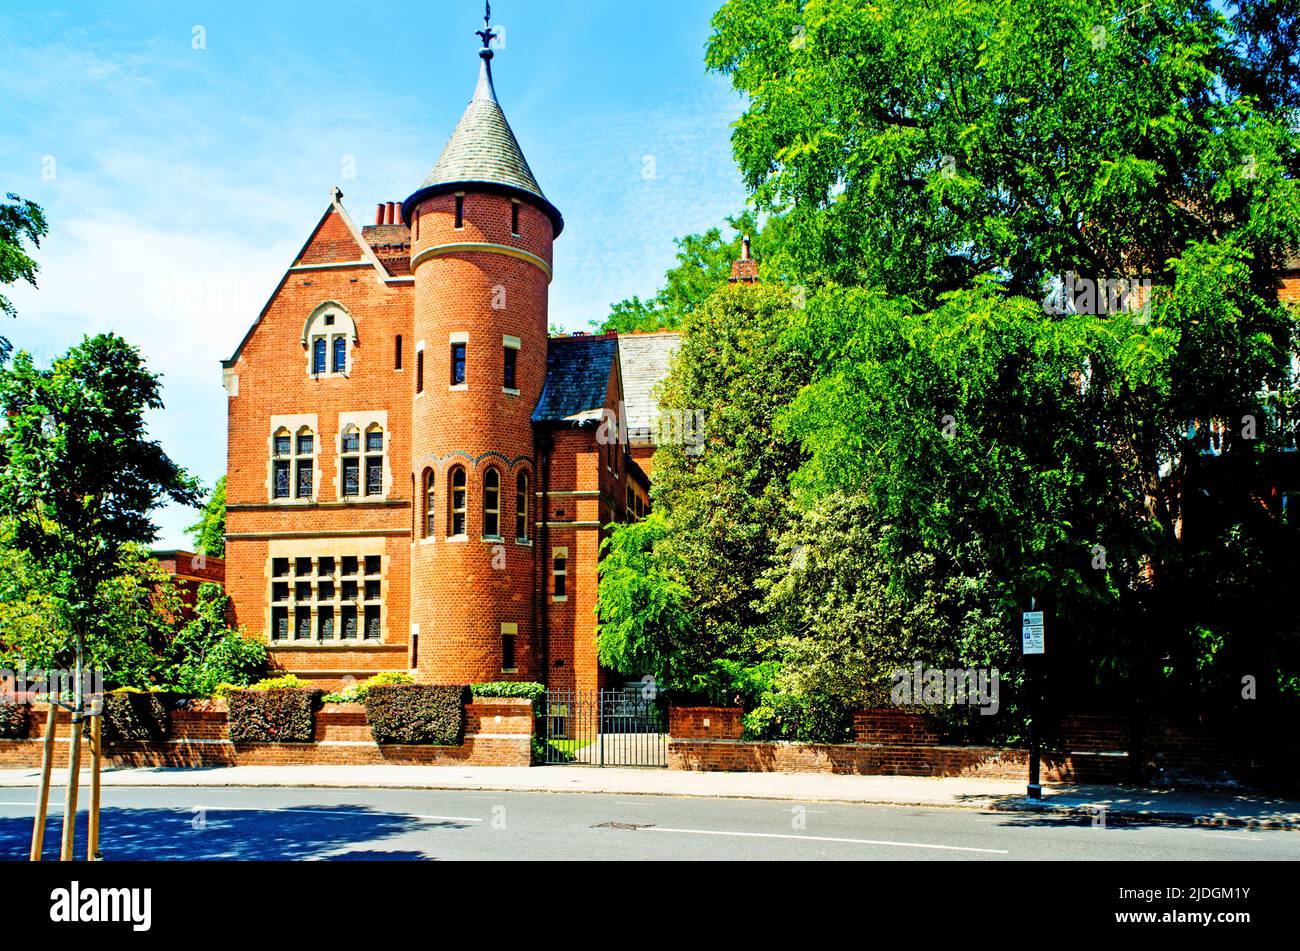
[365,685,467,745]
[99,691,169,743]
[0,702,29,739]
[227,688,320,743]
[471,681,545,703]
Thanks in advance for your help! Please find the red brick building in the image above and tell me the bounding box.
[220,29,686,691]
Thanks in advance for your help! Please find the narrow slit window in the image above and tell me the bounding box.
[416,350,425,394]
[454,195,464,229]
[449,467,467,536]
[503,345,518,390]
[553,553,567,599]
[484,468,501,537]
[395,335,403,370]
[516,472,529,540]
[511,202,520,236]
[424,471,436,538]
[451,342,467,386]
[502,630,516,671]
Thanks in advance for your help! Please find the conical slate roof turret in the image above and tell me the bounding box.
[403,14,563,236]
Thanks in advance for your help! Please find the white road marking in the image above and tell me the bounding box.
[1203,833,1265,841]
[192,806,481,823]
[639,826,1008,854]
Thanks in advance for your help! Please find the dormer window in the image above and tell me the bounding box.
[302,303,356,379]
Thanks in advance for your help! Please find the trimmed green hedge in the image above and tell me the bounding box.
[0,702,29,739]
[365,685,467,745]
[471,681,545,703]
[100,690,169,743]
[227,688,320,743]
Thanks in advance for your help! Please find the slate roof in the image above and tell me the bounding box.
[404,51,563,235]
[618,333,682,436]
[532,336,619,424]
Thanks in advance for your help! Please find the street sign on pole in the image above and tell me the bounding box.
[1022,611,1045,655]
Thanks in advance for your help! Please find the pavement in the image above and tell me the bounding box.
[1,765,1296,830]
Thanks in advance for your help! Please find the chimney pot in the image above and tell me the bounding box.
[375,204,385,225]
[742,235,751,261]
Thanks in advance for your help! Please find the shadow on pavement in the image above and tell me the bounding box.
[0,805,470,861]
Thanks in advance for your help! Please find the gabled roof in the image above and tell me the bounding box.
[532,336,619,424]
[403,50,563,236]
[618,333,682,435]
[222,188,393,369]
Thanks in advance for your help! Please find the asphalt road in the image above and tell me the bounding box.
[1,787,1296,861]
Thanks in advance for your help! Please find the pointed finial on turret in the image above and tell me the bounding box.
[476,1,497,57]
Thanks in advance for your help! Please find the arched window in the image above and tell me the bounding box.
[424,470,436,538]
[294,428,314,499]
[515,472,529,541]
[483,468,501,538]
[341,426,361,498]
[302,303,356,379]
[449,466,467,537]
[364,425,384,496]
[272,428,292,499]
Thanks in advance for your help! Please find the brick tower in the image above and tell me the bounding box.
[402,12,563,684]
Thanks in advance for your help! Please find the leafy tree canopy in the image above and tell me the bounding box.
[187,475,226,558]
[0,192,47,361]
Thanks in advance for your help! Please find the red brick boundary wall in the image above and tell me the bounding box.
[0,696,533,768]
[668,708,1130,782]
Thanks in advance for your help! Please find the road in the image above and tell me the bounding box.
[0,787,1295,861]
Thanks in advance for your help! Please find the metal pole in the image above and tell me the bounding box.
[1027,597,1042,800]
[88,713,102,860]
[30,702,58,861]
[599,690,605,768]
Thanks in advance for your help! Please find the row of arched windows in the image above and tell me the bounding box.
[273,423,386,502]
[422,466,529,541]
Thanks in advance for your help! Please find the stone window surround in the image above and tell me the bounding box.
[501,621,518,674]
[265,537,388,647]
[450,331,469,392]
[302,302,358,380]
[502,334,521,396]
[552,546,568,602]
[336,411,391,503]
[268,414,320,505]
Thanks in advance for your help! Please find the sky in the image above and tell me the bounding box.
[0,0,751,549]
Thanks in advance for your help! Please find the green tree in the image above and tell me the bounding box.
[596,283,810,695]
[186,475,227,557]
[0,193,47,361]
[0,334,199,706]
[704,0,1300,711]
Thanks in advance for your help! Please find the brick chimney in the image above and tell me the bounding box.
[729,235,759,284]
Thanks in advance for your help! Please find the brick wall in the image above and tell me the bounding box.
[0,696,533,769]
[667,707,1129,783]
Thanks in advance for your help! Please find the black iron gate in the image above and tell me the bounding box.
[543,688,667,766]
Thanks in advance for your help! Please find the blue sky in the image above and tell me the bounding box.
[0,0,750,549]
